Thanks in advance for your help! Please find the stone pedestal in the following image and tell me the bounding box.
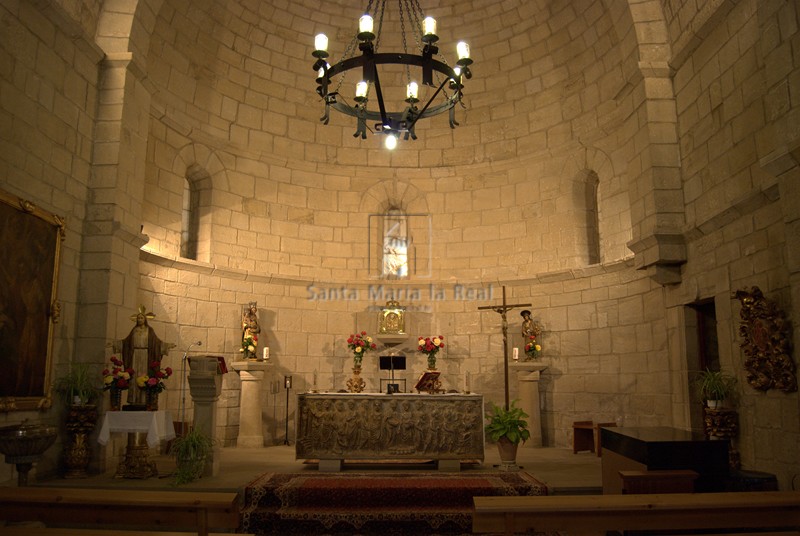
[509,362,547,448]
[188,356,225,476]
[231,360,271,448]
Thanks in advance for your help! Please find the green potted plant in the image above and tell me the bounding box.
[52,362,102,478]
[485,400,530,469]
[695,368,737,408]
[169,427,214,485]
[53,362,101,406]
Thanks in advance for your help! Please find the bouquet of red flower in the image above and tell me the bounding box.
[136,360,174,393]
[347,331,376,368]
[524,335,541,360]
[102,356,134,391]
[417,335,444,369]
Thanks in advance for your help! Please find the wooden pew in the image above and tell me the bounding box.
[473,491,800,536]
[0,487,246,536]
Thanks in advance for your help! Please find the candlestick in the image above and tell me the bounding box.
[263,346,270,360]
[513,347,519,360]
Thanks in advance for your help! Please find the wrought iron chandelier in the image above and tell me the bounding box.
[312,0,473,150]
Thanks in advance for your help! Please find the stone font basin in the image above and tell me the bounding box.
[0,421,57,486]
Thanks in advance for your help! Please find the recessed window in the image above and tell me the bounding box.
[382,209,408,278]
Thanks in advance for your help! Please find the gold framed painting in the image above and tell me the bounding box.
[0,188,64,411]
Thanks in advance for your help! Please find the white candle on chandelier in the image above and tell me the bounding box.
[355,81,368,99]
[359,14,373,34]
[406,81,418,100]
[314,33,328,53]
[423,16,437,37]
[457,41,471,61]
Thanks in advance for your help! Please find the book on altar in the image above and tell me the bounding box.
[414,370,441,393]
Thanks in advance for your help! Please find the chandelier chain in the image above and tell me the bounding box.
[375,0,387,52]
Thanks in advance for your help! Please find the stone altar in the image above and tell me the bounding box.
[296,392,484,471]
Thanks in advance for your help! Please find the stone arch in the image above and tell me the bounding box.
[362,179,432,279]
[95,0,164,61]
[172,144,228,263]
[562,145,632,264]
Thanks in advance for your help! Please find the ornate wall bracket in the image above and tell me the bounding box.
[733,286,796,393]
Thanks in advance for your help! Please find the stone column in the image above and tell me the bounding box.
[230,361,271,448]
[188,356,224,476]
[509,362,547,448]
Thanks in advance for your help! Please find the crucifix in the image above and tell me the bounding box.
[478,286,531,410]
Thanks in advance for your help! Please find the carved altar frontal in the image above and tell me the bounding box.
[296,393,485,463]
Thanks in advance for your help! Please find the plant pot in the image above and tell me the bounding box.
[497,436,518,468]
[706,399,723,409]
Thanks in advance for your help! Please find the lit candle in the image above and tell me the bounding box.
[314,33,328,53]
[406,81,418,100]
[423,17,437,37]
[359,14,373,34]
[513,347,519,361]
[355,81,368,99]
[457,41,470,61]
[263,346,270,360]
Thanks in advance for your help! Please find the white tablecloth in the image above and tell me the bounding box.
[97,410,175,448]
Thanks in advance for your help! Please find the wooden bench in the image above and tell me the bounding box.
[572,420,616,456]
[0,487,246,536]
[0,529,244,536]
[473,491,800,535]
[619,469,699,494]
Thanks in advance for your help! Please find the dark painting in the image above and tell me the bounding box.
[0,189,63,411]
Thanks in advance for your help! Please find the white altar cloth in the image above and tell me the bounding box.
[97,410,175,448]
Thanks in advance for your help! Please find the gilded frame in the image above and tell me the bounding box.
[0,188,64,411]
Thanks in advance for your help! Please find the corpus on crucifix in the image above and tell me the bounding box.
[478,286,531,410]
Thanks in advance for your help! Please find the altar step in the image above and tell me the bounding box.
[240,471,548,535]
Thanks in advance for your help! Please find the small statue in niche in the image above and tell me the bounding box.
[241,302,261,360]
[733,286,796,393]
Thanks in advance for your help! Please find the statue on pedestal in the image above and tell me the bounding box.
[113,305,174,407]
[241,302,261,360]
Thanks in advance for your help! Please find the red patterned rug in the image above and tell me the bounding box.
[240,471,547,535]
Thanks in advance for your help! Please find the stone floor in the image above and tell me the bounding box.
[34,444,603,495]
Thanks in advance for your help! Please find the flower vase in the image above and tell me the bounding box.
[346,367,366,393]
[145,390,159,411]
[109,389,122,411]
[427,354,437,370]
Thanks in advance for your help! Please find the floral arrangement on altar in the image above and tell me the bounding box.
[136,360,173,393]
[524,335,542,360]
[102,356,134,391]
[347,331,376,368]
[417,335,444,369]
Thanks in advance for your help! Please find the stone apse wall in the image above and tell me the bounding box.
[0,0,797,489]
